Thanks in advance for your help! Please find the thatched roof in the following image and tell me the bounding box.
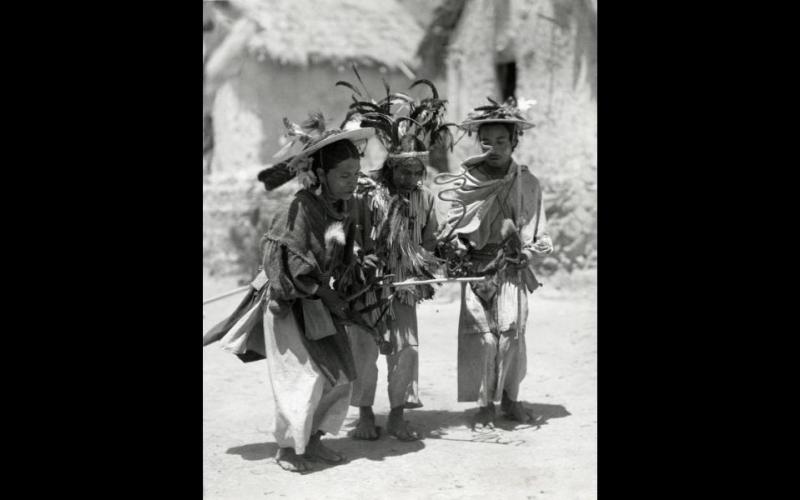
[230,0,423,72]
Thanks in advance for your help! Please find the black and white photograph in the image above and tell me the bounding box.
[203,0,597,497]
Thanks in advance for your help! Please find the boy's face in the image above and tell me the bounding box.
[322,158,361,200]
[478,124,514,168]
[391,159,425,192]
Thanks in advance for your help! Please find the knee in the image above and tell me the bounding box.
[350,329,380,360]
[392,345,418,366]
[398,344,418,356]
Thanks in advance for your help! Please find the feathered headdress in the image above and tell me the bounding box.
[336,64,458,163]
[459,96,537,134]
[335,66,447,306]
[257,111,374,191]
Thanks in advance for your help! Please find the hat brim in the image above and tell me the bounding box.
[458,119,535,132]
[273,127,375,164]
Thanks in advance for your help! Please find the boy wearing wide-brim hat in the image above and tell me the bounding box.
[438,97,553,429]
[252,114,379,472]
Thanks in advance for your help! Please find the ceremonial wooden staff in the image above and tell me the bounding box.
[203,276,488,306]
[202,285,250,305]
[516,160,525,339]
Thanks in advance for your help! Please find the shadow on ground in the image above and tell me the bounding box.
[413,402,570,436]
[227,442,280,461]
[226,433,426,474]
[226,402,569,472]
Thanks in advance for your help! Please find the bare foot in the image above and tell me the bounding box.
[504,401,538,424]
[350,419,380,440]
[275,447,311,473]
[501,390,513,414]
[387,410,420,441]
[471,403,496,430]
[349,407,380,440]
[304,432,345,464]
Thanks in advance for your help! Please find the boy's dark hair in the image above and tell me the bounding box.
[311,139,361,173]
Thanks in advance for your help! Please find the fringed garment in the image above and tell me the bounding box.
[353,179,441,312]
[343,180,440,410]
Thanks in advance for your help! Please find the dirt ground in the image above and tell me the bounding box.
[203,270,597,499]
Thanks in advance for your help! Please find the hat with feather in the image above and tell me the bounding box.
[336,65,457,167]
[459,96,536,135]
[257,112,374,191]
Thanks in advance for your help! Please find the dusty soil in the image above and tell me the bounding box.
[203,270,597,499]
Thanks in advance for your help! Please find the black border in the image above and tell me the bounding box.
[24,2,199,496]
[17,1,764,497]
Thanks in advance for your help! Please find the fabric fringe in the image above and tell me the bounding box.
[371,185,439,306]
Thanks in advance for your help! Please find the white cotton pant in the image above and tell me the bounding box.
[347,300,421,410]
[263,307,352,454]
[457,279,529,404]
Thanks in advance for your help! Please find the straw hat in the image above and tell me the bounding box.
[458,97,535,133]
[257,112,374,191]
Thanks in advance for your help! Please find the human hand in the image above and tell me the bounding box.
[505,252,529,270]
[362,253,381,269]
[530,238,553,257]
[462,150,493,167]
[451,238,468,257]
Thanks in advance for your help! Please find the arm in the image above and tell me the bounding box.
[262,197,323,302]
[262,240,321,300]
[521,195,554,262]
[514,172,553,263]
